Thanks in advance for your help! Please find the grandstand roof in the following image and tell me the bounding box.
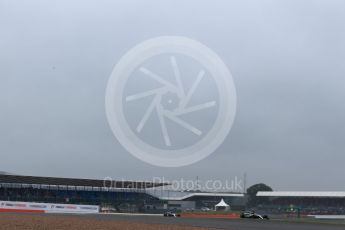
[0,174,167,189]
[158,192,244,201]
[257,191,345,198]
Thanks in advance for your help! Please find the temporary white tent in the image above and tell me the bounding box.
[215,199,230,211]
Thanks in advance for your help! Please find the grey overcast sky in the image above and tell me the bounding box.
[1,0,345,191]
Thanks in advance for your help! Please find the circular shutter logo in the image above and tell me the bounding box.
[106,36,236,167]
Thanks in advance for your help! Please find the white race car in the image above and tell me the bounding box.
[163,211,180,217]
[240,211,269,220]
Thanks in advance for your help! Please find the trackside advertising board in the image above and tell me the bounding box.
[0,200,99,214]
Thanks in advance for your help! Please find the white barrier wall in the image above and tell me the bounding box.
[0,200,99,214]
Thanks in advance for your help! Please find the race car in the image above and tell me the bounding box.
[163,211,180,217]
[240,211,269,220]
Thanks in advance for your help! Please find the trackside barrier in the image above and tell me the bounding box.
[0,200,99,214]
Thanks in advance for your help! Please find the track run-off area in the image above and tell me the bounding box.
[0,213,345,230]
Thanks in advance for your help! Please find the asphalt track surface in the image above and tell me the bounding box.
[81,213,345,230]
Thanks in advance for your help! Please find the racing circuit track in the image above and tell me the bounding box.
[83,213,345,230]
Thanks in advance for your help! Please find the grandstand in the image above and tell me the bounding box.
[0,174,166,213]
[256,191,345,215]
[0,174,245,213]
[2,173,343,215]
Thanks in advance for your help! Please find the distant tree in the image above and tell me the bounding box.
[246,183,273,208]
